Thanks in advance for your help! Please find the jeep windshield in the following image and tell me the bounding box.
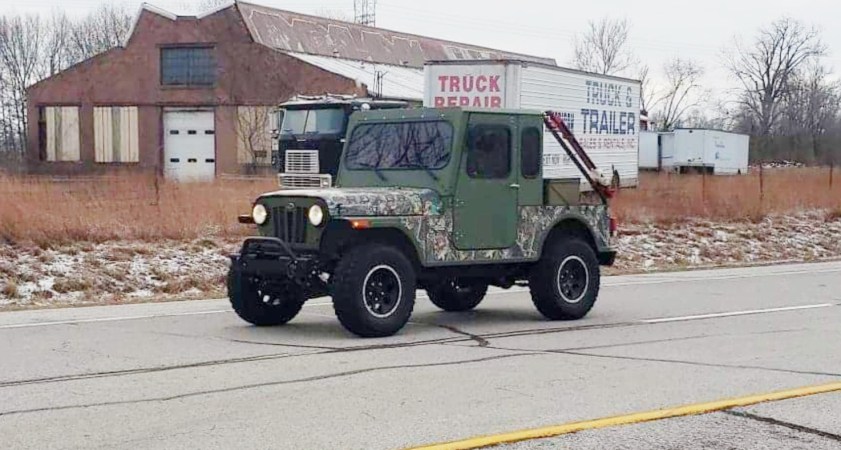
[344,121,453,170]
[281,108,345,136]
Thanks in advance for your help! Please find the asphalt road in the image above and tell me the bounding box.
[1,262,840,449]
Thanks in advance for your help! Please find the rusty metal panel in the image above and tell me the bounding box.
[237,2,555,68]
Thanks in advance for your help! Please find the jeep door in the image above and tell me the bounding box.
[453,113,518,250]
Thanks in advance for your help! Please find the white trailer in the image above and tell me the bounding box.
[423,60,641,188]
[638,130,660,170]
[660,129,750,175]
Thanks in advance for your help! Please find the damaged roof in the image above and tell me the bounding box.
[286,52,425,101]
[235,1,556,68]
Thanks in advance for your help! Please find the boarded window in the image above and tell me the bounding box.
[94,107,139,163]
[236,106,273,166]
[43,106,81,162]
[160,47,216,86]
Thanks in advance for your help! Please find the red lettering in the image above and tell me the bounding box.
[472,97,483,107]
[489,75,501,92]
[434,97,445,107]
[447,96,458,107]
[449,76,460,92]
[438,76,448,92]
[459,97,470,106]
[462,75,474,92]
[476,75,488,92]
[490,96,502,108]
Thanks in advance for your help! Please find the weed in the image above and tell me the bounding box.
[2,280,19,298]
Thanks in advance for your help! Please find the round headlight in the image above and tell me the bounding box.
[308,204,324,227]
[252,204,268,225]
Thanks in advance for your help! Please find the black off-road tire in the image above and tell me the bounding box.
[529,238,600,320]
[227,270,306,326]
[427,280,488,312]
[332,244,416,337]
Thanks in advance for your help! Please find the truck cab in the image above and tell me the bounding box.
[274,95,408,188]
[230,107,616,338]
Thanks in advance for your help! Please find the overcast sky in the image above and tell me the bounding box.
[3,0,839,115]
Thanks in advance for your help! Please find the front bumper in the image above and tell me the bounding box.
[229,237,322,288]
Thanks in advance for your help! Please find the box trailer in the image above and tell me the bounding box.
[660,129,750,175]
[638,130,660,170]
[423,60,641,189]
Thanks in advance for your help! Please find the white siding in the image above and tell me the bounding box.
[45,106,80,162]
[94,106,139,163]
[236,106,273,166]
[519,65,640,188]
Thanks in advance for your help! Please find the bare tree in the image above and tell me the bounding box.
[236,106,274,174]
[778,62,840,163]
[69,4,133,61]
[725,18,826,136]
[651,58,704,131]
[637,64,654,116]
[0,15,44,153]
[572,17,636,76]
[41,12,74,78]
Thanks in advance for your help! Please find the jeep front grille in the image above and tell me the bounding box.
[285,150,319,174]
[271,206,308,244]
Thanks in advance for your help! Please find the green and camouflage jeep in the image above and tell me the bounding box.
[229,107,617,337]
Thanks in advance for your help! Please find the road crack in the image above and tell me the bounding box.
[723,410,841,441]
[0,353,541,418]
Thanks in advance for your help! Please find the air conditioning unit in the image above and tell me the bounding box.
[278,173,332,189]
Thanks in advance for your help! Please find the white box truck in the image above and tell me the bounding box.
[423,60,641,188]
[638,130,660,170]
[660,129,750,175]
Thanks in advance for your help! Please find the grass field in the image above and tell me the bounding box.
[613,168,841,223]
[1,168,839,245]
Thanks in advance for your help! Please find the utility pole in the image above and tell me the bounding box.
[353,0,377,26]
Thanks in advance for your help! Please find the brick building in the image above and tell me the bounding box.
[26,1,552,180]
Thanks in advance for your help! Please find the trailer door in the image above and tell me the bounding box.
[453,113,518,250]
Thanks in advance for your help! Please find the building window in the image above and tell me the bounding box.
[160,47,216,86]
[40,106,81,162]
[521,127,542,178]
[466,124,511,179]
[94,106,139,163]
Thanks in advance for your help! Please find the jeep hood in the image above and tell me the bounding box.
[258,187,441,217]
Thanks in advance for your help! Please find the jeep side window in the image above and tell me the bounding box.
[466,125,511,179]
[521,127,541,178]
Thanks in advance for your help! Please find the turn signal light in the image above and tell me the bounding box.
[351,219,371,230]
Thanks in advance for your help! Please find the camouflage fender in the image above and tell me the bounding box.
[400,204,611,266]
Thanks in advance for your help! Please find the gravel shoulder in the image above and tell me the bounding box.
[1,210,839,310]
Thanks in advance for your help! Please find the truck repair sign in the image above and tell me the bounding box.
[426,65,507,108]
[424,62,641,186]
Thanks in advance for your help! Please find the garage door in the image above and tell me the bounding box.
[164,110,216,181]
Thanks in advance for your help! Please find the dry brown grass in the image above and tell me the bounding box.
[1,169,839,245]
[613,167,841,224]
[0,173,276,245]
[2,280,20,298]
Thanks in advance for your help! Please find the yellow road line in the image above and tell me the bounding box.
[408,381,841,450]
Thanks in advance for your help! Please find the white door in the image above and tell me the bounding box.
[164,110,216,182]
